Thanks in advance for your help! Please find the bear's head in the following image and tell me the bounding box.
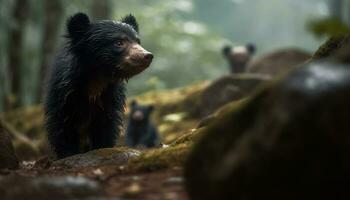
[66,13,153,79]
[129,100,154,125]
[222,44,256,73]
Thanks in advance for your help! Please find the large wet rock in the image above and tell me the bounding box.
[0,175,105,200]
[0,121,19,169]
[53,147,140,168]
[247,48,311,76]
[185,61,350,200]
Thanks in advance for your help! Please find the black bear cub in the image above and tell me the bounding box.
[45,13,153,159]
[222,44,256,73]
[125,100,160,148]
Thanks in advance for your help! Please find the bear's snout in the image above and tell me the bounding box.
[129,44,153,66]
[143,52,153,62]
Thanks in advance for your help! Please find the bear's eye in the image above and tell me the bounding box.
[115,40,125,47]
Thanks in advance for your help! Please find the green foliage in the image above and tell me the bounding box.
[308,17,350,38]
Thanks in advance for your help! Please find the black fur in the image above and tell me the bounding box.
[125,101,160,148]
[45,13,149,159]
[246,43,256,54]
[67,12,90,42]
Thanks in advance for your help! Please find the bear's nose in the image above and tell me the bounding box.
[144,53,153,61]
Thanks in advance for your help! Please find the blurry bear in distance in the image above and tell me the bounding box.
[125,100,160,148]
[222,44,256,73]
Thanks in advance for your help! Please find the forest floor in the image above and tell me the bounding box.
[12,161,189,200]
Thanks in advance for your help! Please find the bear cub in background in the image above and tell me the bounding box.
[222,44,256,73]
[45,13,153,159]
[125,100,160,148]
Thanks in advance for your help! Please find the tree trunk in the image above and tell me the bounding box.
[329,0,344,19]
[36,0,63,103]
[346,0,350,26]
[7,0,29,109]
[91,0,111,20]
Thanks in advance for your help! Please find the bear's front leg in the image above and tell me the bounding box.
[48,129,80,159]
[89,112,119,150]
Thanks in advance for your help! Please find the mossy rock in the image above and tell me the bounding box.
[195,74,270,118]
[0,121,19,169]
[1,106,45,140]
[13,139,41,161]
[156,74,269,120]
[247,48,311,76]
[1,106,48,159]
[0,118,43,161]
[185,61,350,200]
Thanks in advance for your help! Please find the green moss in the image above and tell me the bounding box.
[311,35,350,60]
[127,143,190,172]
[170,130,200,146]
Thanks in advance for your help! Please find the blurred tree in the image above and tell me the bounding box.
[329,0,343,19]
[7,0,29,109]
[36,0,63,103]
[91,0,111,20]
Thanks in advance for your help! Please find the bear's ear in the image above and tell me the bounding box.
[246,43,256,55]
[121,14,139,33]
[130,100,137,108]
[222,45,232,57]
[67,13,91,41]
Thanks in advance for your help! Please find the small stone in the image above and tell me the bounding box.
[92,168,104,176]
[163,177,184,186]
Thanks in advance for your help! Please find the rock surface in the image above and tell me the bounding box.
[247,48,311,76]
[0,121,19,169]
[185,61,350,200]
[53,148,140,169]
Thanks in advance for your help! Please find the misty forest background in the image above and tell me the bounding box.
[0,0,349,111]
